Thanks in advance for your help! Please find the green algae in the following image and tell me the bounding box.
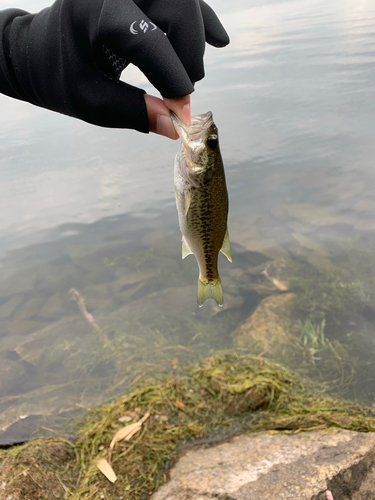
[2,352,375,500]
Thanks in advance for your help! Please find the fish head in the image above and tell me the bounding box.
[171,111,220,182]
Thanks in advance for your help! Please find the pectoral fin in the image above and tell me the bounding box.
[184,191,191,216]
[182,236,193,259]
[220,227,232,262]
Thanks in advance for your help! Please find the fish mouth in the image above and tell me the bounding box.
[170,111,213,145]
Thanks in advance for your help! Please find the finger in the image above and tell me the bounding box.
[134,0,206,83]
[199,0,230,47]
[96,0,194,98]
[144,94,179,139]
[163,95,191,126]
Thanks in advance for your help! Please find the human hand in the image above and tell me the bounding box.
[145,95,191,140]
[1,0,228,135]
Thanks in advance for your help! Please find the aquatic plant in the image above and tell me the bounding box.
[297,318,327,364]
[289,318,358,394]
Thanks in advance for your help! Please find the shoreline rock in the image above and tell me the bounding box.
[153,429,375,500]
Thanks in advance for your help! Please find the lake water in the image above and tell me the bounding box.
[1,0,375,445]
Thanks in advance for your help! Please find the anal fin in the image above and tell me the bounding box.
[220,227,232,262]
[182,236,193,259]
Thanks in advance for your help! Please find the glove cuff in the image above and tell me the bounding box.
[0,8,31,101]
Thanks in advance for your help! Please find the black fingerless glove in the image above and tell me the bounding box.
[0,0,229,131]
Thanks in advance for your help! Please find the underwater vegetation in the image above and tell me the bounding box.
[230,251,375,404]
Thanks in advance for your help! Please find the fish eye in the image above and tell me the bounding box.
[206,135,218,149]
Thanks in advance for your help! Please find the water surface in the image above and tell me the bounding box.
[1,0,375,444]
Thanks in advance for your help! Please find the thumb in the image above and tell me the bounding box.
[144,94,191,139]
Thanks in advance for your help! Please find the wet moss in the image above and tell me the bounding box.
[0,438,77,499]
[2,353,375,500]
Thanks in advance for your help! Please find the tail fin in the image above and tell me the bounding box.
[197,277,223,307]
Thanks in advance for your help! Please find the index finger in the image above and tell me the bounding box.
[97,0,194,98]
[163,96,191,126]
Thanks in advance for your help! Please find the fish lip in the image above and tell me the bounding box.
[170,111,189,145]
[170,111,185,130]
[170,111,214,144]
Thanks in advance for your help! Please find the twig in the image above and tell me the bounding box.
[69,288,100,330]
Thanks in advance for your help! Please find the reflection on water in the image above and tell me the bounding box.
[1,0,375,444]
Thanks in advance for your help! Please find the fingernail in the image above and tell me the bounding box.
[182,104,191,126]
[156,114,176,139]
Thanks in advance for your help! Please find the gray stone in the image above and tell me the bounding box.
[153,429,375,500]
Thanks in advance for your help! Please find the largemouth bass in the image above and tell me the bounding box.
[171,111,231,307]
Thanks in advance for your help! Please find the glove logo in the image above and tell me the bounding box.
[130,20,157,35]
[140,20,148,33]
[130,21,138,34]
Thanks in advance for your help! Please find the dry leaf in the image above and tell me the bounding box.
[124,426,142,441]
[109,412,151,453]
[109,422,142,451]
[97,458,117,483]
[139,412,150,424]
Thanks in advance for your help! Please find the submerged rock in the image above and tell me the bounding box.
[153,429,375,500]
[232,292,299,355]
[258,257,304,291]
[0,358,28,398]
[284,203,355,228]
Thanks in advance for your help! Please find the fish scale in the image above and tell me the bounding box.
[171,111,232,307]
